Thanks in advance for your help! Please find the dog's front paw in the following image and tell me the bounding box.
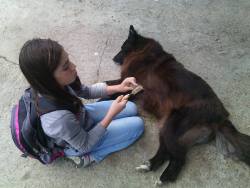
[135,161,151,172]
[154,179,163,187]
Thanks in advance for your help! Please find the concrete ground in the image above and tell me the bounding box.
[0,0,249,187]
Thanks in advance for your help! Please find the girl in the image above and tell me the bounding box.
[19,38,144,167]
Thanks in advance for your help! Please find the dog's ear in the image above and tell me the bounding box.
[129,25,137,34]
[128,25,138,41]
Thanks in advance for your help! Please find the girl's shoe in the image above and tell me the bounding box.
[67,154,94,168]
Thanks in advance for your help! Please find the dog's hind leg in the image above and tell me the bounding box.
[136,136,169,172]
[149,140,170,171]
[178,125,215,147]
[156,142,187,185]
[156,155,186,186]
[156,125,214,186]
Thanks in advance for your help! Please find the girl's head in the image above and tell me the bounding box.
[19,38,82,113]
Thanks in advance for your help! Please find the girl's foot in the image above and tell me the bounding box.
[67,154,95,168]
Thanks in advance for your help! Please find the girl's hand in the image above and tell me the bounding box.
[119,77,138,92]
[100,95,129,128]
[107,95,129,117]
[106,77,138,95]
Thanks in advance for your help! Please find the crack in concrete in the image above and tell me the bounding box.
[96,35,110,82]
[0,55,18,66]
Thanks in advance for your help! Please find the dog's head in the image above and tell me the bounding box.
[113,25,150,65]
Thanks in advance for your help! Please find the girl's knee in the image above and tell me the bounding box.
[126,101,138,116]
[133,116,144,133]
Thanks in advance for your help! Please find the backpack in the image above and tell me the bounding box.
[10,88,69,164]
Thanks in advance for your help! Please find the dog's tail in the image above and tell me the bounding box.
[216,119,250,165]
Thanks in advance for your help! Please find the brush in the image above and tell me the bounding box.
[123,85,144,100]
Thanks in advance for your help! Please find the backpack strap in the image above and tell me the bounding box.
[24,88,75,116]
[22,88,75,157]
[20,92,45,161]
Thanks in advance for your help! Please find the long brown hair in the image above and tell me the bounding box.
[19,38,82,114]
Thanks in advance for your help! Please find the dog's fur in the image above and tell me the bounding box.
[111,26,250,185]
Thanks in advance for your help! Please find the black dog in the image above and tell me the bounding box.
[112,25,250,185]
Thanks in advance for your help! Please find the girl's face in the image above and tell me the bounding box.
[54,49,77,87]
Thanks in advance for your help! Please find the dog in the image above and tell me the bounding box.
[112,25,250,185]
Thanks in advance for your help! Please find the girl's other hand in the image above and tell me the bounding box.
[119,77,138,92]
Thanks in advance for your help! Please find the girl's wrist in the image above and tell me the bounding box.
[106,84,122,95]
[100,114,113,128]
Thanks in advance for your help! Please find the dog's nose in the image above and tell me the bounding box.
[113,57,122,65]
